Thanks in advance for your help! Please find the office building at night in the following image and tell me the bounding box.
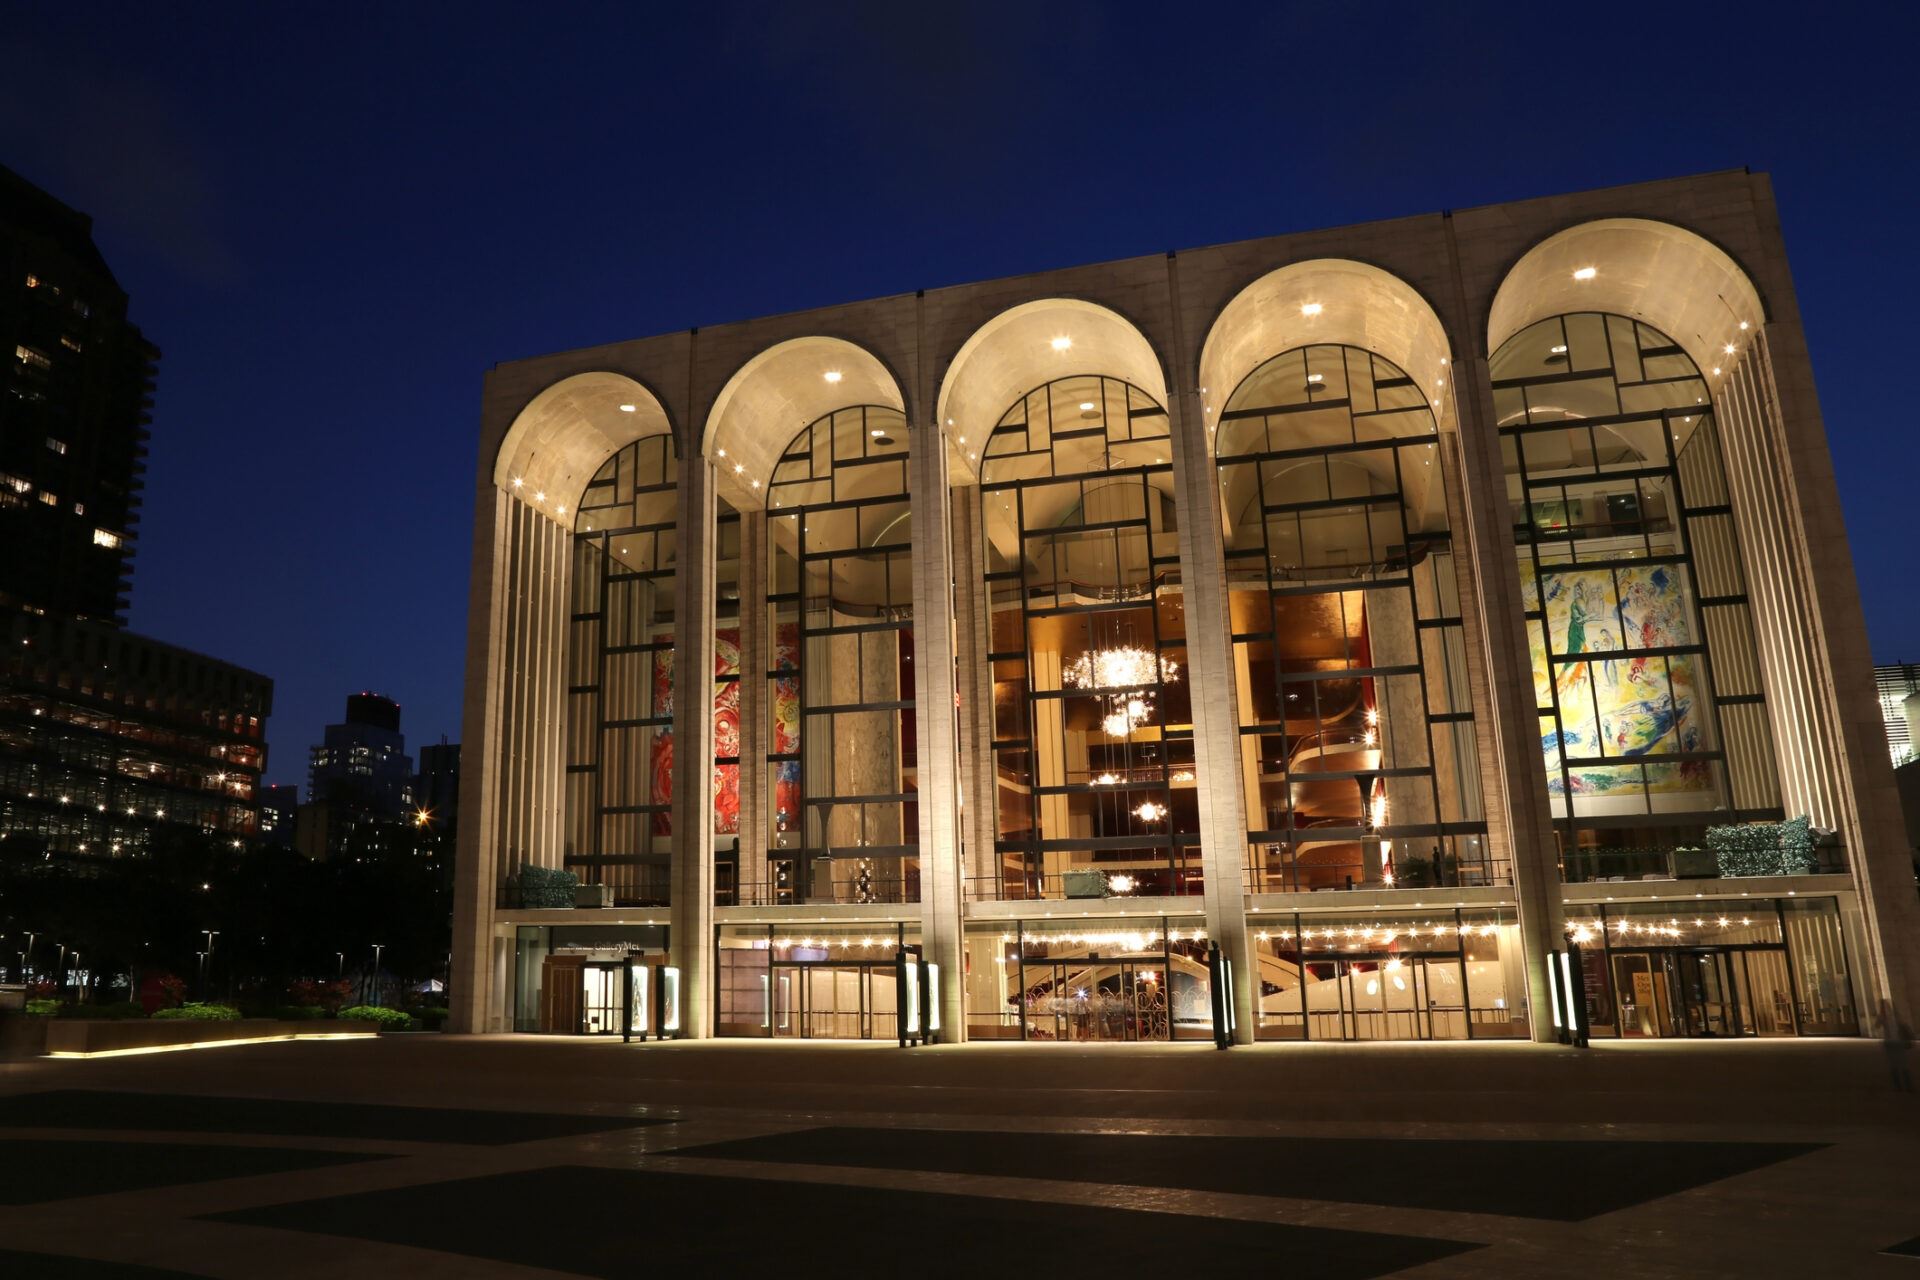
[451,171,1918,1046]
[0,163,155,625]
[0,166,271,857]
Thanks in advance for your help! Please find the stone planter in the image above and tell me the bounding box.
[41,1018,381,1057]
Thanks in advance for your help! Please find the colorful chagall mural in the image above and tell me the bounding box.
[648,624,804,839]
[1522,563,1711,797]
[650,628,745,836]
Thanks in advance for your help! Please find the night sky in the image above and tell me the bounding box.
[2,4,1916,790]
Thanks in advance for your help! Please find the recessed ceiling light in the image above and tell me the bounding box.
[533,491,545,502]
[1301,302,1323,316]
[870,429,885,437]
[618,403,635,413]
[823,370,843,384]
[1738,320,1750,331]
[733,463,744,473]
[1723,343,1736,355]
[1573,266,1597,280]
[556,505,566,514]
[1549,344,1568,355]
[1078,401,1095,411]
[1711,367,1721,376]
[958,436,966,444]
[717,448,726,457]
[1307,373,1324,383]
[512,477,523,488]
[1050,336,1072,351]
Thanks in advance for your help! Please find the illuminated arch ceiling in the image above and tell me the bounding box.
[703,336,904,511]
[493,372,674,523]
[1487,218,1764,373]
[938,298,1170,483]
[1199,258,1456,458]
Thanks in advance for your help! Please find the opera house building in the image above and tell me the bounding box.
[449,170,1919,1047]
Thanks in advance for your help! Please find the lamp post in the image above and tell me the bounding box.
[370,943,385,1007]
[55,944,67,998]
[200,931,219,1001]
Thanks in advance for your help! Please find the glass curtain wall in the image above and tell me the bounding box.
[1215,345,1490,893]
[1564,895,1855,1037]
[980,376,1196,901]
[564,434,677,905]
[1250,907,1529,1041]
[764,406,916,905]
[716,923,912,1039]
[1492,315,1780,874]
[962,916,1211,1041]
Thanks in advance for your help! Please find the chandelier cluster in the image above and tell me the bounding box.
[1063,645,1179,737]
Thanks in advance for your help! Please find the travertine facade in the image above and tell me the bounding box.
[452,171,1918,1047]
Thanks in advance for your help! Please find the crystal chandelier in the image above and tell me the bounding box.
[1064,645,1178,737]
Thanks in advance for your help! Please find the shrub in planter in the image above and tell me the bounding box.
[338,1005,413,1031]
[59,1001,145,1020]
[1707,816,1819,877]
[512,863,580,908]
[25,998,65,1017]
[152,1003,243,1021]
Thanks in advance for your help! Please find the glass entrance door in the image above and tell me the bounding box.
[1612,947,1761,1038]
[768,963,897,1040]
[581,962,623,1035]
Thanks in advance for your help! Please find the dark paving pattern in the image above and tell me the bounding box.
[1884,1235,1920,1258]
[0,1090,670,1146]
[672,1126,1825,1221]
[0,1252,207,1279]
[210,1165,1481,1278]
[0,1138,383,1206]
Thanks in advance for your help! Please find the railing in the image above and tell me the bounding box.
[968,854,1204,902]
[1244,842,1509,894]
[1559,842,1846,884]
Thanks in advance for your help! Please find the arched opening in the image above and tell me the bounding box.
[1198,259,1456,457]
[1215,344,1492,915]
[1486,218,1763,376]
[703,336,905,507]
[761,404,917,904]
[937,298,1168,481]
[494,371,675,517]
[978,375,1196,900]
[1491,311,1781,879]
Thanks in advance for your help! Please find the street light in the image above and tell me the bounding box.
[370,943,385,1006]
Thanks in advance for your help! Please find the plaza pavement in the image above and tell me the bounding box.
[0,1035,1915,1277]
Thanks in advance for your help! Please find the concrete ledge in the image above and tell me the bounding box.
[42,1019,380,1058]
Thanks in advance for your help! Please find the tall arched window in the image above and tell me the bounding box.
[1492,313,1779,874]
[1217,344,1488,893]
[564,433,677,904]
[981,376,1195,899]
[764,405,915,903]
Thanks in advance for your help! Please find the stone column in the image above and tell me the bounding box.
[909,422,966,1040]
[950,486,999,896]
[737,510,769,905]
[451,488,569,1033]
[670,456,717,1037]
[1449,359,1566,1044]
[1163,252,1255,1043]
[449,486,509,1034]
[1719,325,1920,1025]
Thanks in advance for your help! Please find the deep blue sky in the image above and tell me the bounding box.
[3,4,1917,790]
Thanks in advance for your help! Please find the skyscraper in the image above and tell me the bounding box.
[0,165,271,858]
[0,163,155,624]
